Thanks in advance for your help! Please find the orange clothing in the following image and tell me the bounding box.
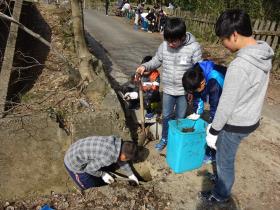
[142,69,160,92]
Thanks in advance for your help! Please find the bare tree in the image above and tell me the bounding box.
[1,0,99,87]
[70,0,96,84]
[0,0,105,117]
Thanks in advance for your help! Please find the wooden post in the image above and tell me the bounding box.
[266,21,276,45]
[252,19,260,39]
[271,22,280,51]
[271,22,279,72]
[256,20,265,40]
[261,20,271,41]
[0,0,23,117]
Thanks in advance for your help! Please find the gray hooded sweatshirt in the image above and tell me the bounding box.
[211,41,274,134]
[142,32,202,96]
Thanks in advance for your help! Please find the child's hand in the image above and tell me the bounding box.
[206,132,217,150]
[124,92,138,100]
[128,174,139,185]
[134,73,141,82]
[187,93,193,102]
[143,82,152,90]
[102,172,115,184]
[187,113,200,120]
[136,65,146,75]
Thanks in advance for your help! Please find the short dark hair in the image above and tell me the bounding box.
[182,63,204,93]
[141,55,153,64]
[164,17,186,41]
[215,9,252,38]
[120,141,137,160]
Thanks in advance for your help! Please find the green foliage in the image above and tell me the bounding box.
[172,0,279,21]
[173,0,194,11]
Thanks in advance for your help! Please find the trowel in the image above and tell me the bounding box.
[108,171,144,186]
[137,75,146,146]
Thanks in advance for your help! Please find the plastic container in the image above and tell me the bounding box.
[166,118,207,173]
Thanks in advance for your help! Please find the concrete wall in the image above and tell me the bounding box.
[0,90,130,200]
[0,114,71,199]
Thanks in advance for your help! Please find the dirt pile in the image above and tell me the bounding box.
[0,182,171,210]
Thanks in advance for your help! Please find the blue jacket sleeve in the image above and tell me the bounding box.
[208,79,223,122]
[193,92,204,115]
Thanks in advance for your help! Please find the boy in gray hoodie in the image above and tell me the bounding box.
[136,17,202,151]
[199,9,274,204]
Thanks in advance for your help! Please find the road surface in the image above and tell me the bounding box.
[84,9,163,84]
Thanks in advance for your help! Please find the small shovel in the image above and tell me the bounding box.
[137,76,146,146]
[108,172,144,186]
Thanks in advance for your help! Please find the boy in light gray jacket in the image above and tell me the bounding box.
[200,9,274,204]
[136,17,202,151]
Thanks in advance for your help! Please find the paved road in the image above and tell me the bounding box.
[84,9,163,83]
[84,9,280,123]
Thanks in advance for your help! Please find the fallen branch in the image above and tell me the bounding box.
[12,64,44,71]
[0,11,78,76]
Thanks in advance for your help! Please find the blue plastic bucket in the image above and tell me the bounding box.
[166,118,207,173]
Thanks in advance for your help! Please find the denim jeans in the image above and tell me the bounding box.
[162,93,187,140]
[212,130,249,200]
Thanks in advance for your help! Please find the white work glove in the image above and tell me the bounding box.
[102,172,115,184]
[206,123,211,134]
[124,92,138,100]
[206,124,217,150]
[128,174,139,185]
[187,113,200,120]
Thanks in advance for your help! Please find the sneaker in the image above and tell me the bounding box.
[198,191,229,204]
[203,154,215,164]
[155,138,167,152]
[145,112,154,120]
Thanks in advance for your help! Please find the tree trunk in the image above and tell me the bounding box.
[70,0,95,83]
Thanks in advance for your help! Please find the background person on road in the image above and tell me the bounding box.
[105,0,109,16]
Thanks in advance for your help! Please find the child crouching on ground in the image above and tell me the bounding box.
[64,136,139,190]
[124,56,161,119]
